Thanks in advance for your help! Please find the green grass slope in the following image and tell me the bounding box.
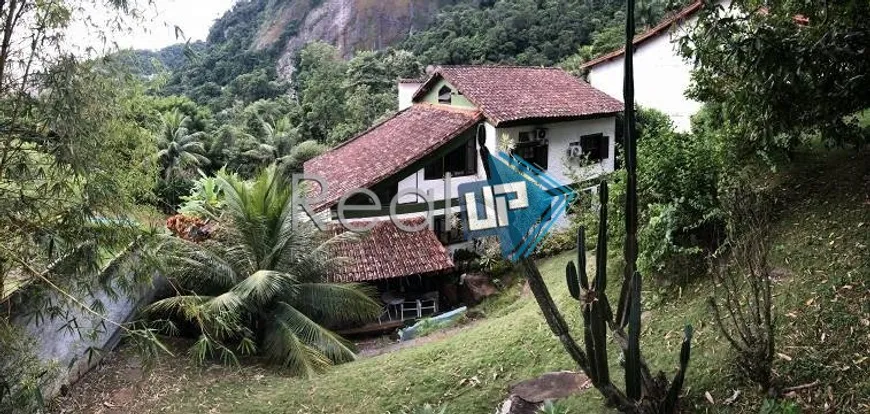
[71,150,867,414]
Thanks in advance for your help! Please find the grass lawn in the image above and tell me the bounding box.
[55,150,868,413]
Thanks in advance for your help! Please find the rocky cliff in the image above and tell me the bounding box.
[230,0,468,77]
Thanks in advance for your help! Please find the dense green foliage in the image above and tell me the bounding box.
[114,42,205,76]
[681,0,870,155]
[148,166,380,374]
[1,0,168,409]
[0,320,59,413]
[402,0,626,66]
[162,0,289,109]
[570,108,730,282]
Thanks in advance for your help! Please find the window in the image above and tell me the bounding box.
[512,141,549,170]
[438,85,452,104]
[579,133,609,162]
[424,138,478,180]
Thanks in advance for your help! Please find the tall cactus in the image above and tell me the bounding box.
[490,0,693,410]
[559,181,694,412]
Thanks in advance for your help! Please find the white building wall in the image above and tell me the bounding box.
[586,20,700,132]
[398,81,423,110]
[496,117,616,185]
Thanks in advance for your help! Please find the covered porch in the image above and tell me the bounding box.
[328,217,459,335]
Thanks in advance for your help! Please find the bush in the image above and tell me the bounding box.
[0,320,58,414]
[281,140,328,172]
[573,108,729,283]
[535,220,582,258]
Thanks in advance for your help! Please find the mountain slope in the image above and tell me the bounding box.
[220,0,470,77]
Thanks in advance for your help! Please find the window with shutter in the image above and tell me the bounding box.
[580,133,609,162]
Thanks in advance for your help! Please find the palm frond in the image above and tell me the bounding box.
[289,283,380,327]
[264,318,333,377]
[272,301,358,364]
[159,238,241,290]
[231,270,299,305]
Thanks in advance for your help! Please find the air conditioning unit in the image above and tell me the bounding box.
[535,128,548,140]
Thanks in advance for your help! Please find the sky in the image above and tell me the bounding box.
[71,0,238,52]
[124,0,237,50]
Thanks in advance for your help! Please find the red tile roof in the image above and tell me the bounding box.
[580,1,703,70]
[327,217,455,283]
[304,104,483,211]
[412,66,623,126]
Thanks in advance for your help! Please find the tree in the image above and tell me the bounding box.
[157,109,210,179]
[296,42,349,143]
[681,0,870,156]
[148,166,380,375]
[1,1,164,408]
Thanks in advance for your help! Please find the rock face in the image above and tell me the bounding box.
[247,0,469,77]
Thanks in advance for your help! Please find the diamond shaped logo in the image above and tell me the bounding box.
[458,151,576,262]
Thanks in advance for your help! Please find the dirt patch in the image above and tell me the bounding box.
[50,338,274,414]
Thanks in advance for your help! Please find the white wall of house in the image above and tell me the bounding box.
[585,0,733,132]
[495,117,616,185]
[394,116,616,227]
[586,30,699,132]
[398,81,423,111]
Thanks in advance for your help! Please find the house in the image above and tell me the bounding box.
[581,1,730,132]
[303,65,622,329]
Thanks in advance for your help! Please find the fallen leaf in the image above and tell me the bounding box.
[705,391,715,404]
[777,352,793,361]
[723,389,741,405]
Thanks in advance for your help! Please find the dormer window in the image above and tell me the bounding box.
[438,85,452,104]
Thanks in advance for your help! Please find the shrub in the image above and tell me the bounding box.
[710,181,777,391]
[573,108,729,282]
[280,140,328,172]
[178,171,227,219]
[0,320,58,414]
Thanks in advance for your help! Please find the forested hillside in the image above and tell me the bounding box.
[155,0,676,111]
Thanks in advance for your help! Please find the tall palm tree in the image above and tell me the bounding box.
[148,166,379,376]
[242,116,297,167]
[157,110,210,179]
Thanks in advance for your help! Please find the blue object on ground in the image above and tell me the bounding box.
[398,306,468,341]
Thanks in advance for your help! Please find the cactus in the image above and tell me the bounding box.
[558,182,694,412]
[488,1,693,409]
